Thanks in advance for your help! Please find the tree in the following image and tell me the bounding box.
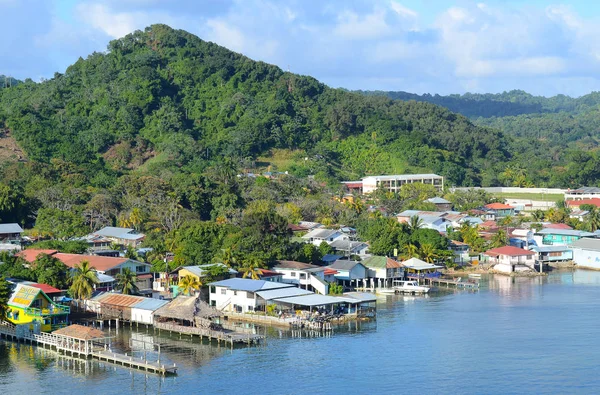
[69,260,99,300]
[33,253,69,289]
[239,255,265,280]
[178,275,201,296]
[584,207,600,232]
[531,209,545,222]
[401,243,420,260]
[0,276,10,319]
[408,215,423,232]
[213,247,239,268]
[491,229,509,248]
[115,268,139,295]
[419,243,438,263]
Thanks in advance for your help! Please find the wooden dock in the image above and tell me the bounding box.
[408,276,480,290]
[154,321,264,347]
[0,321,177,375]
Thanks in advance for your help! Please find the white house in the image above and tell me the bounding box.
[565,187,600,201]
[272,260,329,294]
[484,246,535,273]
[327,260,368,287]
[93,226,145,247]
[328,239,370,257]
[301,228,346,246]
[570,238,600,269]
[361,256,404,288]
[361,174,444,194]
[208,278,296,313]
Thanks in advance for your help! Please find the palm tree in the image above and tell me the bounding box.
[408,215,423,232]
[419,243,438,263]
[214,248,238,268]
[178,275,202,296]
[239,256,264,280]
[115,268,139,295]
[69,260,99,300]
[586,207,600,232]
[401,243,420,260]
[491,229,509,248]
[531,209,545,222]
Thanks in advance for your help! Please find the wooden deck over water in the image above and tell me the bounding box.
[154,321,263,346]
[0,321,177,375]
[408,275,480,289]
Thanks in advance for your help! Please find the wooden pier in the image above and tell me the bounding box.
[0,321,177,375]
[408,275,480,290]
[154,321,263,347]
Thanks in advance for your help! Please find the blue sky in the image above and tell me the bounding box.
[2,0,600,96]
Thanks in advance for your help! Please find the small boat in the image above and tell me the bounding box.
[468,273,482,279]
[392,280,430,294]
[376,288,398,294]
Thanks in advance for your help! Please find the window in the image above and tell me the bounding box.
[300,273,307,279]
[220,288,226,295]
[210,300,216,307]
[210,286,216,294]
[234,291,237,296]
[247,292,253,299]
[136,265,145,273]
[248,306,254,312]
[291,272,296,277]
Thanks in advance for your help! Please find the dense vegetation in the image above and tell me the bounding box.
[361,89,600,188]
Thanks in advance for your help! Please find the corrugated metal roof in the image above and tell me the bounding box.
[328,260,364,271]
[209,278,295,292]
[273,294,358,306]
[256,287,313,300]
[94,227,145,240]
[92,293,144,307]
[0,223,23,234]
[570,238,600,251]
[402,258,444,270]
[427,197,451,204]
[132,298,169,311]
[535,229,595,237]
[529,246,571,252]
[343,292,377,302]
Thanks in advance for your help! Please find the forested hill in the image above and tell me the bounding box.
[0,76,20,89]
[359,89,600,118]
[0,24,509,188]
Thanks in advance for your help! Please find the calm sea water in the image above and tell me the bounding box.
[2,270,600,395]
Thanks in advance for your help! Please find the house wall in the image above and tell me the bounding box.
[536,250,573,262]
[209,286,261,313]
[535,234,582,246]
[350,264,368,279]
[130,308,155,325]
[572,248,600,269]
[104,260,150,277]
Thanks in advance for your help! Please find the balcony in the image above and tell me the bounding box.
[24,304,70,317]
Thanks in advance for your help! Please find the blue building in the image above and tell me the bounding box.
[529,246,573,263]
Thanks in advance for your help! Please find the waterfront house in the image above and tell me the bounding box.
[426,197,453,211]
[361,256,404,288]
[532,229,595,246]
[272,260,328,294]
[256,269,285,282]
[208,278,296,313]
[484,246,535,273]
[93,226,145,247]
[88,293,168,325]
[529,246,573,264]
[402,258,444,277]
[569,209,589,221]
[169,263,237,291]
[484,203,515,218]
[153,294,224,333]
[448,240,472,265]
[570,238,600,269]
[327,260,369,288]
[5,283,70,332]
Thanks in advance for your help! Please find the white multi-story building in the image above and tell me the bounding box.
[361,174,444,194]
[565,187,600,201]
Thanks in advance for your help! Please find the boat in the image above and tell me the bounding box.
[392,280,430,294]
[376,287,398,294]
[468,273,482,279]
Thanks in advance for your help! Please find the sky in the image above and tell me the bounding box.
[3,0,600,96]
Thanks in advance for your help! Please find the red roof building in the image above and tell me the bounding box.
[16,249,58,263]
[485,203,515,210]
[566,198,600,208]
[543,223,573,230]
[484,246,535,258]
[30,283,62,294]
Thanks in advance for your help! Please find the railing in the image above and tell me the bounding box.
[217,297,232,311]
[24,304,70,316]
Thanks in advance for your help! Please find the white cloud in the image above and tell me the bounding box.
[390,1,417,19]
[76,3,139,38]
[334,8,391,39]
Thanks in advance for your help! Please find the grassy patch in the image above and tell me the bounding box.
[493,192,564,202]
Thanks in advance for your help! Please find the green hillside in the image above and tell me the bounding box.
[0,24,509,189]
